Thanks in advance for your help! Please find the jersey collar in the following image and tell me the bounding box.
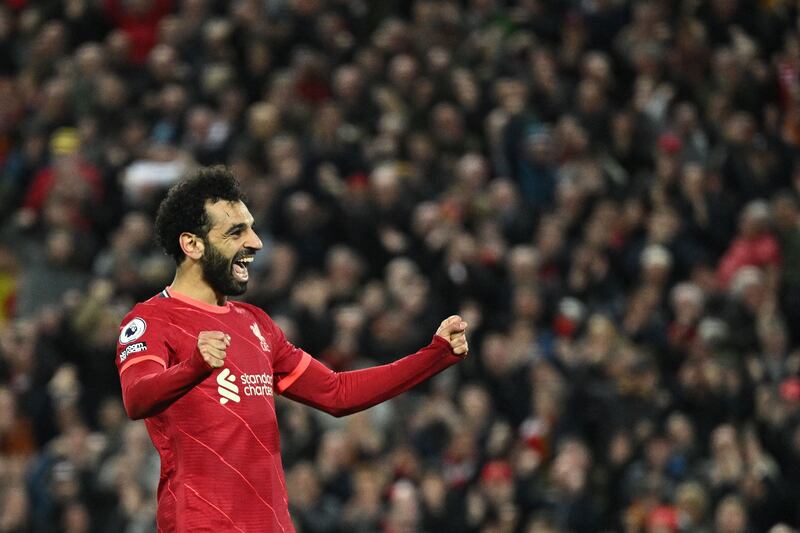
[163,287,232,314]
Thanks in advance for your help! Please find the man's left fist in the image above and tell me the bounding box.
[436,315,469,356]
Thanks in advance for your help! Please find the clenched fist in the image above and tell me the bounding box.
[197,331,231,368]
[436,315,469,357]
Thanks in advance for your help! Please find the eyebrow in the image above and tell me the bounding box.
[223,222,248,237]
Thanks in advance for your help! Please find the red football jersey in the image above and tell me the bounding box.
[115,288,310,532]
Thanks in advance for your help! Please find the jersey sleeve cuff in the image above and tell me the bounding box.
[430,336,465,366]
[432,334,459,354]
[276,351,312,394]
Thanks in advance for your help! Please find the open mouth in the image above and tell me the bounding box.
[232,255,254,282]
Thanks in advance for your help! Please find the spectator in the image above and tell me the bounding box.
[718,200,782,289]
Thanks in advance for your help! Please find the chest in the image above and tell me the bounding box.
[167,310,279,409]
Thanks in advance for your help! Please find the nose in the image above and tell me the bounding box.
[245,228,263,251]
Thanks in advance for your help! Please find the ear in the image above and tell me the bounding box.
[179,232,204,261]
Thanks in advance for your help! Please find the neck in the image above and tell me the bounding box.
[170,263,227,306]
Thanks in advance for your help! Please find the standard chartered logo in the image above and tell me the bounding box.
[240,372,274,397]
[216,368,273,405]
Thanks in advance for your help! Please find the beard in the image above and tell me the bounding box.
[200,241,249,296]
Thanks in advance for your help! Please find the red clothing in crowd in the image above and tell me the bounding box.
[104,0,173,64]
[23,161,104,212]
[716,233,781,288]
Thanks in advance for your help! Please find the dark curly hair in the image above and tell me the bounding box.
[155,166,246,264]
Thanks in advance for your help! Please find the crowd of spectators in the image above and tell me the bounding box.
[2,0,800,532]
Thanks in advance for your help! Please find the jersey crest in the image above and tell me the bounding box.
[250,322,270,352]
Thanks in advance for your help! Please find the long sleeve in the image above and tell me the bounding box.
[281,336,462,417]
[120,347,212,420]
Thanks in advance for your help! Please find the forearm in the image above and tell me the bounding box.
[120,351,212,419]
[283,336,461,417]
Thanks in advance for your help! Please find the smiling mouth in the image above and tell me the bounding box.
[232,255,254,282]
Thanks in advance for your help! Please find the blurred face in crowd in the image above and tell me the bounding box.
[148,44,179,81]
[507,245,539,285]
[0,387,17,432]
[371,165,402,210]
[333,64,363,102]
[739,201,770,237]
[246,102,280,140]
[550,439,590,494]
[577,79,606,114]
[46,229,77,267]
[675,482,708,526]
[431,103,465,144]
[105,30,131,63]
[387,481,421,532]
[715,497,747,533]
[673,102,699,135]
[647,208,680,243]
[159,84,189,117]
[75,43,104,77]
[680,163,705,199]
[459,385,491,428]
[666,412,695,450]
[772,195,798,230]
[286,462,320,508]
[388,54,417,91]
[645,436,671,470]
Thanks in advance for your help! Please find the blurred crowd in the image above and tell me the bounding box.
[1,0,800,532]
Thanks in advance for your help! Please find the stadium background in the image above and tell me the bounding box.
[2,0,800,531]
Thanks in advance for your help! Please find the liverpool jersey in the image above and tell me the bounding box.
[116,289,309,532]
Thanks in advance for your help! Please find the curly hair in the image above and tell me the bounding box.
[155,166,246,264]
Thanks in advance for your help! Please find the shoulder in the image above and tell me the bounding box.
[118,296,174,336]
[125,296,172,320]
[230,301,270,322]
[231,301,284,332]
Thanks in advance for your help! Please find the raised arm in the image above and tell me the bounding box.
[281,316,468,417]
[118,331,228,419]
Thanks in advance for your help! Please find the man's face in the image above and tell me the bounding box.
[200,200,262,296]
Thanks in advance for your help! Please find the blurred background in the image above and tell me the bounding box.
[1,0,800,532]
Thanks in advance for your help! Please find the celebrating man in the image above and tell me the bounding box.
[116,166,468,531]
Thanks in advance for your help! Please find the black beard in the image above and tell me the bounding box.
[200,241,248,296]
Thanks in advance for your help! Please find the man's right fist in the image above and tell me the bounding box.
[197,331,230,368]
